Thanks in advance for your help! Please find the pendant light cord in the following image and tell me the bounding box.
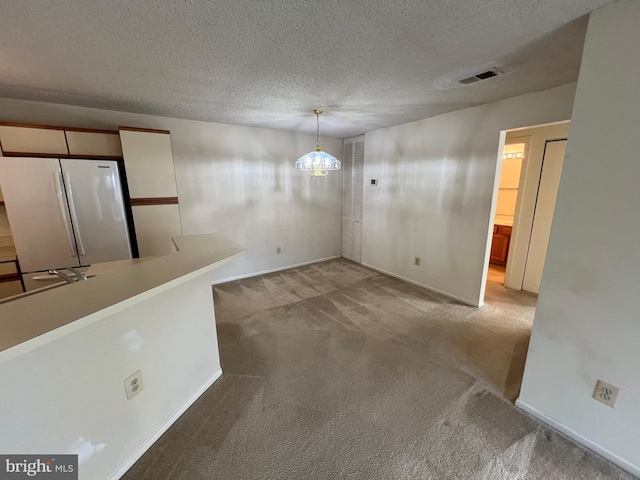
[314,108,323,152]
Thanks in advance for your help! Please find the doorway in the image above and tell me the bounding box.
[489,142,526,285]
[487,121,570,295]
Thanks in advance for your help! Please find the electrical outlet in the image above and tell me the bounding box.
[414,257,421,266]
[593,379,620,408]
[125,370,144,400]
[276,246,282,254]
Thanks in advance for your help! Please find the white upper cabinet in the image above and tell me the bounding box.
[66,131,123,157]
[119,128,178,198]
[0,125,68,155]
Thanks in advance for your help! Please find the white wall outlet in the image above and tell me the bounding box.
[276,246,282,254]
[125,370,144,400]
[414,257,421,266]
[593,379,620,408]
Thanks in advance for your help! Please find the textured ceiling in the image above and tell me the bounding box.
[0,0,616,137]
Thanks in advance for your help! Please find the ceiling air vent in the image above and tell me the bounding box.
[459,69,500,85]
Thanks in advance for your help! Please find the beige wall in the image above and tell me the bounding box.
[518,1,640,476]
[362,83,576,306]
[0,99,343,283]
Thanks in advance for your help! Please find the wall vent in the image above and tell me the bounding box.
[459,69,500,85]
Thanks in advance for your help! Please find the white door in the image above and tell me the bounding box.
[60,159,132,266]
[522,140,567,293]
[342,138,364,262]
[0,156,80,272]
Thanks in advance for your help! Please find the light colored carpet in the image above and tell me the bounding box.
[122,259,634,479]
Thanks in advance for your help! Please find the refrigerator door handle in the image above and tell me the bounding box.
[64,171,86,256]
[54,171,77,257]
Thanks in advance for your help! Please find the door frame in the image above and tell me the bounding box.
[499,121,571,292]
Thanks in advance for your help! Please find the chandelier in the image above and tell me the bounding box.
[295,109,341,177]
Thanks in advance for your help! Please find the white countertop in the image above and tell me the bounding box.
[0,233,245,357]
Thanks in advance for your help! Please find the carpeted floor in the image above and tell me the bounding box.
[122,259,634,479]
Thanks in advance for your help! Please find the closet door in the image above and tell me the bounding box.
[342,137,364,262]
[522,139,567,293]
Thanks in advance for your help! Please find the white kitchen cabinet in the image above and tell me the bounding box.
[119,128,178,198]
[120,127,182,257]
[66,130,123,157]
[0,125,68,155]
[132,204,182,256]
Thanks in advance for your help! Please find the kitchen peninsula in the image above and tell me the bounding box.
[0,233,245,479]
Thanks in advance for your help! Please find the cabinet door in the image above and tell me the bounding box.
[119,129,178,198]
[0,126,68,155]
[131,204,182,256]
[522,140,567,293]
[490,229,510,265]
[66,131,123,157]
[489,225,511,265]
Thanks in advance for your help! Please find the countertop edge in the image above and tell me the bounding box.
[0,234,246,359]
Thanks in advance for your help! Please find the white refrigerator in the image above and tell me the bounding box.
[0,157,133,289]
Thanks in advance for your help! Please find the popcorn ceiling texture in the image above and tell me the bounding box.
[0,0,614,137]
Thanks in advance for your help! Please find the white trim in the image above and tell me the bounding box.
[515,399,640,478]
[111,369,223,480]
[361,262,481,307]
[212,256,342,284]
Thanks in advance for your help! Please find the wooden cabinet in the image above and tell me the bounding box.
[490,225,512,265]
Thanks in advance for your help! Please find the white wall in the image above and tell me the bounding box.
[0,273,221,480]
[518,1,640,475]
[361,83,576,306]
[0,99,343,282]
[503,122,570,291]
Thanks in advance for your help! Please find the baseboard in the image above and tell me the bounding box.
[515,399,640,478]
[111,369,223,480]
[360,263,481,307]
[212,256,342,285]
